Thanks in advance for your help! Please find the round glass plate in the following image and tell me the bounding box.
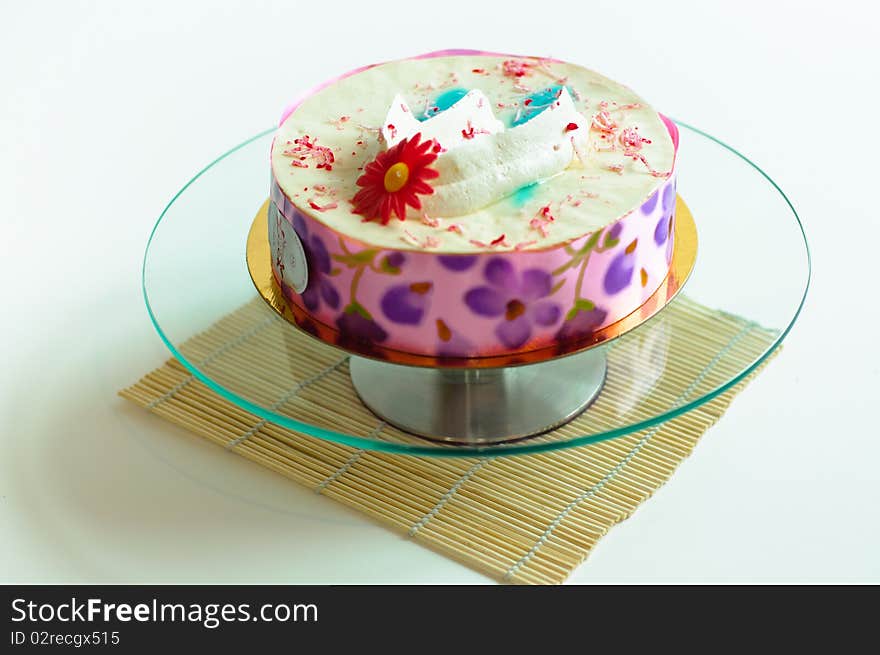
[143,121,810,456]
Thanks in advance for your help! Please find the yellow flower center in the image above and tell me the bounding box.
[383,162,410,193]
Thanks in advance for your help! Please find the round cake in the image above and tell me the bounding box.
[268,49,679,361]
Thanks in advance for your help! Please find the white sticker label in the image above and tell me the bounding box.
[269,202,309,294]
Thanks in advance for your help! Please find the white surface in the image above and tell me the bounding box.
[1,0,878,584]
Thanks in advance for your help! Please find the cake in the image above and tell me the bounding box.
[268,49,678,362]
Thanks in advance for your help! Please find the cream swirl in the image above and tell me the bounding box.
[381,88,589,217]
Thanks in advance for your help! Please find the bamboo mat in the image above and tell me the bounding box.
[120,295,778,584]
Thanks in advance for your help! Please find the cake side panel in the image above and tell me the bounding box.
[268,176,675,359]
[574,174,677,337]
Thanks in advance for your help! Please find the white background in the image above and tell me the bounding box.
[1,0,878,583]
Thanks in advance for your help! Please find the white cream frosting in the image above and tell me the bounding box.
[401,88,590,217]
[272,54,675,253]
[381,89,504,151]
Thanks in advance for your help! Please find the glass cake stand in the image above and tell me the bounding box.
[246,197,697,444]
[142,121,810,457]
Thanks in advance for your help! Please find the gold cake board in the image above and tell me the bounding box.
[120,296,777,584]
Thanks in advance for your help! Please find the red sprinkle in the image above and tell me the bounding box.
[402,229,440,249]
[461,119,489,140]
[330,115,351,130]
[282,134,335,170]
[619,126,652,153]
[308,199,338,212]
[529,204,556,238]
[565,122,579,132]
[591,110,618,135]
[529,218,550,237]
[469,234,508,248]
[502,59,531,78]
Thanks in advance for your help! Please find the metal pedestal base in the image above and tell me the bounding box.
[349,349,608,445]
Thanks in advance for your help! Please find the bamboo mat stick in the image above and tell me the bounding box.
[120,295,778,584]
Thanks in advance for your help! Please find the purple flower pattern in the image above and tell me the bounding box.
[435,319,476,358]
[438,254,478,272]
[555,305,609,342]
[464,258,562,349]
[292,213,340,312]
[654,212,671,246]
[335,309,388,352]
[662,182,676,213]
[386,252,405,267]
[654,188,675,246]
[381,282,433,325]
[640,190,659,215]
[606,221,623,242]
[603,250,635,295]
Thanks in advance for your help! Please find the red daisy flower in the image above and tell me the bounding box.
[351,132,440,224]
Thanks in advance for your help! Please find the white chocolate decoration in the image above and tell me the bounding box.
[400,88,591,217]
[381,90,504,151]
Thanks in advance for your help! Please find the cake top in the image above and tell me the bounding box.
[272,51,675,253]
